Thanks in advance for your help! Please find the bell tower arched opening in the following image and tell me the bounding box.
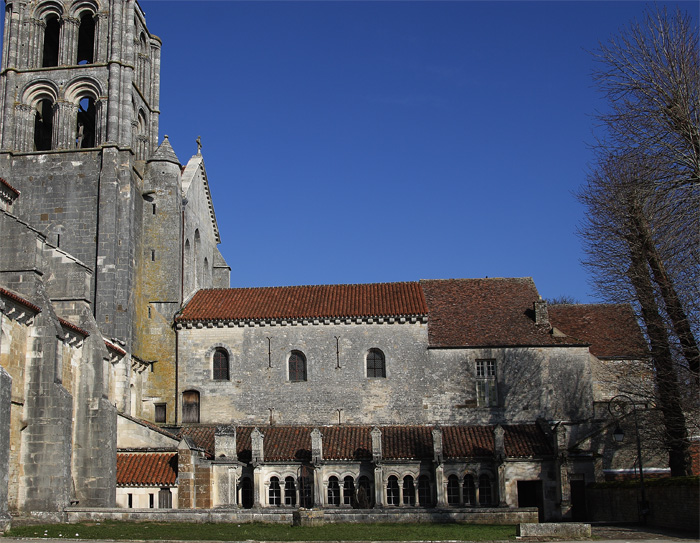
[76,12,95,65]
[42,15,60,68]
[34,98,54,151]
[77,97,96,148]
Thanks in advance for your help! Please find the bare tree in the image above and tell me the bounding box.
[579,7,699,476]
[545,295,581,306]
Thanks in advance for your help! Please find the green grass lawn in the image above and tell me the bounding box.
[5,520,517,541]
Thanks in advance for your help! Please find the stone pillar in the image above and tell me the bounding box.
[60,17,80,66]
[373,465,383,507]
[434,464,446,507]
[253,465,262,508]
[0,365,11,533]
[494,426,507,506]
[311,428,323,464]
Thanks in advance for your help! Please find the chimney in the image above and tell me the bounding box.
[251,428,264,465]
[371,427,382,463]
[534,297,549,326]
[311,428,323,464]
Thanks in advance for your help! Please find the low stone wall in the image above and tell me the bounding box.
[517,523,591,539]
[64,506,538,525]
[586,479,698,533]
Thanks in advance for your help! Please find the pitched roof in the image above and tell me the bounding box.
[147,135,180,165]
[0,177,20,196]
[176,424,552,461]
[58,317,89,337]
[420,278,586,348]
[0,287,41,313]
[176,282,428,323]
[116,453,177,486]
[548,304,648,359]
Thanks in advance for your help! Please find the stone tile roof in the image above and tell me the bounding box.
[548,304,648,359]
[177,424,552,461]
[176,282,428,323]
[116,452,177,486]
[0,287,41,313]
[105,339,126,356]
[420,278,586,348]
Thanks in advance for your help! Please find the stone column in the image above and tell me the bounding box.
[434,464,446,507]
[373,466,383,507]
[60,17,80,66]
[0,365,11,533]
[253,466,262,508]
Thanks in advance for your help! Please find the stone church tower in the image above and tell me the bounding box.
[0,0,228,519]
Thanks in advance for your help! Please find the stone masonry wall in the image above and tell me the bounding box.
[178,321,594,427]
[0,365,10,531]
[177,321,430,426]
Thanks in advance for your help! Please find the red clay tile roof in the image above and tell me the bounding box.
[442,426,494,458]
[58,317,89,337]
[0,177,20,196]
[321,427,372,460]
[503,424,554,457]
[105,339,126,356]
[176,424,552,461]
[0,287,41,313]
[176,282,428,323]
[420,278,586,348]
[548,304,648,359]
[382,426,434,460]
[116,453,177,486]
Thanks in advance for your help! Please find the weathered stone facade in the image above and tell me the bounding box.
[0,0,665,529]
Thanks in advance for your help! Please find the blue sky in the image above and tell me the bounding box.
[148,1,694,300]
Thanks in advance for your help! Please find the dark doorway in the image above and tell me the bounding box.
[517,480,544,522]
[570,480,587,521]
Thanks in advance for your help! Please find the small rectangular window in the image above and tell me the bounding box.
[151,249,155,261]
[476,359,497,407]
[152,203,156,215]
[154,403,166,423]
[127,493,133,508]
[149,493,154,508]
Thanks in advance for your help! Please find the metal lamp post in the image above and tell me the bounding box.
[608,394,649,524]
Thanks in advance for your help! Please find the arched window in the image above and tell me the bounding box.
[288,350,307,382]
[357,476,372,509]
[447,474,460,506]
[463,474,476,505]
[182,390,200,423]
[366,348,386,378]
[34,98,54,151]
[76,96,96,148]
[193,229,201,288]
[76,11,95,64]
[42,15,60,67]
[213,348,229,381]
[418,475,432,507]
[203,257,210,286]
[403,475,416,506]
[386,475,400,506]
[343,476,355,506]
[268,477,281,506]
[478,474,492,506]
[327,476,340,506]
[284,477,296,506]
[240,478,253,509]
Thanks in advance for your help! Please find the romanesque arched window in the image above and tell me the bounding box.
[403,475,416,506]
[42,15,60,67]
[327,476,340,506]
[343,476,355,506]
[76,96,96,148]
[76,11,95,64]
[182,390,200,423]
[284,477,296,506]
[268,477,281,506]
[366,348,386,378]
[447,474,460,506]
[213,348,229,381]
[34,98,54,151]
[386,475,400,506]
[288,350,306,382]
